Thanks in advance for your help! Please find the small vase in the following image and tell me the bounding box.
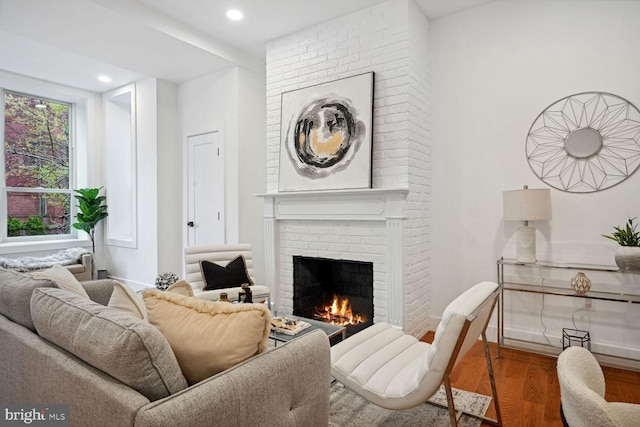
[614,246,640,272]
[571,272,591,295]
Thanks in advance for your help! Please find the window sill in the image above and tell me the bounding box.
[0,239,91,256]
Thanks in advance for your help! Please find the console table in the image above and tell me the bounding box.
[497,257,640,366]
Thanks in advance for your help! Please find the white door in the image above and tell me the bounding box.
[187,132,224,246]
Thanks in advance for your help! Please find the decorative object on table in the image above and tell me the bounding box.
[270,316,311,335]
[219,292,230,303]
[503,185,552,263]
[562,328,591,351]
[72,187,108,254]
[602,217,640,271]
[239,283,252,303]
[570,272,591,295]
[526,92,640,193]
[155,272,179,291]
[279,72,374,192]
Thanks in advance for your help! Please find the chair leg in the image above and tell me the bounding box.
[482,331,503,427]
[443,377,459,427]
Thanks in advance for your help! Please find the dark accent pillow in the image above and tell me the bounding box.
[200,255,254,291]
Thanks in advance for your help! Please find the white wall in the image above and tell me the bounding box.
[156,80,182,275]
[179,66,267,281]
[237,67,267,284]
[179,68,239,248]
[430,0,640,358]
[105,77,158,287]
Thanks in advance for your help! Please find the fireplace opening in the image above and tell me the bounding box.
[293,256,374,337]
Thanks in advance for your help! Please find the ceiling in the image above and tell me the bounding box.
[0,0,496,92]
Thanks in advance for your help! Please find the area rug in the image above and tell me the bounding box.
[330,382,491,427]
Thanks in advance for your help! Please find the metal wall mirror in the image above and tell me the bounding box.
[526,92,640,193]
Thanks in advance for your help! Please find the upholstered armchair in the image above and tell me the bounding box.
[557,346,640,427]
[331,281,502,427]
[184,244,270,304]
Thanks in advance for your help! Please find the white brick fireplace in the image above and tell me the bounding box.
[258,188,408,327]
[263,0,432,337]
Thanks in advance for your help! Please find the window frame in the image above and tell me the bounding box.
[0,73,93,253]
[2,90,75,243]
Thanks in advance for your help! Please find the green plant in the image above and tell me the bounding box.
[7,217,25,237]
[25,216,47,235]
[72,187,108,253]
[602,217,640,247]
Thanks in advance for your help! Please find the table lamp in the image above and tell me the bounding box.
[503,185,551,263]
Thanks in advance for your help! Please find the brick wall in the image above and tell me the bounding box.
[265,0,431,336]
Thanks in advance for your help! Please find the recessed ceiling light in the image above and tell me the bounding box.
[226,9,243,21]
[98,75,112,83]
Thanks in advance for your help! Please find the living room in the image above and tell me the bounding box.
[1,0,639,425]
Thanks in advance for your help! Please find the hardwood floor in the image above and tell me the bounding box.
[420,332,640,427]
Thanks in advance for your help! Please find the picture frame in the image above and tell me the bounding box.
[278,72,374,192]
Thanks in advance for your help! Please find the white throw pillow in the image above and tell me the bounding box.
[108,281,147,320]
[166,279,194,297]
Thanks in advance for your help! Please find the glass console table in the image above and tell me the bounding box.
[497,257,640,365]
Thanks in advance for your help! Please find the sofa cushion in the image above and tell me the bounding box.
[30,264,89,298]
[0,268,55,331]
[108,281,147,320]
[200,255,254,291]
[31,287,188,401]
[142,289,271,384]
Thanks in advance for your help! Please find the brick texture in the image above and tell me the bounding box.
[266,0,431,336]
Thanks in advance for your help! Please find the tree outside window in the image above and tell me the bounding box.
[4,91,72,238]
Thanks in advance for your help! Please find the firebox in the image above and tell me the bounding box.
[292,256,374,337]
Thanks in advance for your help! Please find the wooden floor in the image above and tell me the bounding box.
[420,332,640,427]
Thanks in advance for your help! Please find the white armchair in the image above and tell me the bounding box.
[557,346,640,427]
[184,244,270,304]
[331,281,502,427]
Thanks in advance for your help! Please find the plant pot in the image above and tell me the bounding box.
[614,246,640,271]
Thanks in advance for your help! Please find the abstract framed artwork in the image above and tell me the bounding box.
[279,72,374,192]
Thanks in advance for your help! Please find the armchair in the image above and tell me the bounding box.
[331,281,502,426]
[184,244,270,304]
[557,346,640,427]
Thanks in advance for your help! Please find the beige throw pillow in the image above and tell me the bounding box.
[142,289,271,384]
[166,279,194,297]
[30,264,89,298]
[108,281,147,320]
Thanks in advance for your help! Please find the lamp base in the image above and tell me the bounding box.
[516,225,537,263]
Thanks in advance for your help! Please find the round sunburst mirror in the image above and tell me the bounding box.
[526,92,640,193]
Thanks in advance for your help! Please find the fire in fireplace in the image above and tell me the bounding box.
[292,256,374,336]
[315,294,366,326]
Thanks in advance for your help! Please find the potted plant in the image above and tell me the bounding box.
[72,187,108,254]
[602,217,640,271]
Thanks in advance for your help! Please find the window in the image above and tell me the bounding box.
[3,91,73,240]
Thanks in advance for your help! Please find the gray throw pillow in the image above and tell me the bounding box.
[31,287,188,401]
[0,268,55,331]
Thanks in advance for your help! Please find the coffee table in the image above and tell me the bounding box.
[269,315,346,346]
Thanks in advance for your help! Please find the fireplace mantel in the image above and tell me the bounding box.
[256,188,409,221]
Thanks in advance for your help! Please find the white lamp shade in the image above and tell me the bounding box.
[503,188,551,221]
